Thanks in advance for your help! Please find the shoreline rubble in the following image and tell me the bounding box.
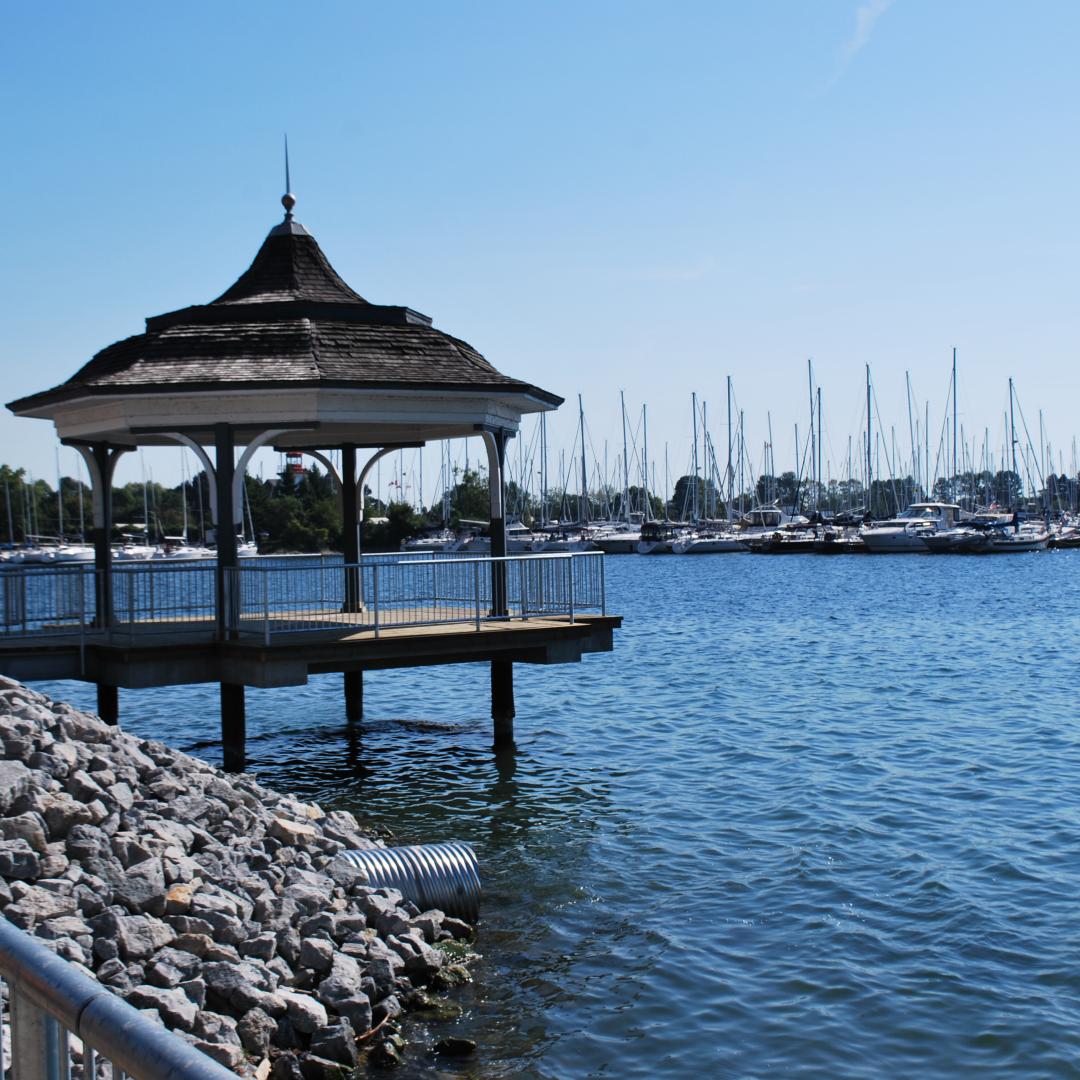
[0,676,476,1075]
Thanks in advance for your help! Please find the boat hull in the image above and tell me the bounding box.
[860,528,930,553]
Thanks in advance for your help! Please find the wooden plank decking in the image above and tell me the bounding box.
[0,613,622,689]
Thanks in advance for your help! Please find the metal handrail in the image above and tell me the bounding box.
[223,551,605,640]
[0,916,234,1080]
[0,552,607,644]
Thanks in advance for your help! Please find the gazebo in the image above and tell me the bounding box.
[6,191,614,767]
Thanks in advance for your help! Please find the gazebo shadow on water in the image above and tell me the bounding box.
[4,189,620,769]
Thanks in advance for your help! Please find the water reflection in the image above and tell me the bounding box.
[31,552,1080,1077]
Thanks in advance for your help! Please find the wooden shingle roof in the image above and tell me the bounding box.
[9,215,561,413]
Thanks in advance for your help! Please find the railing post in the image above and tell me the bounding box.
[372,563,380,639]
[600,553,606,616]
[148,567,155,623]
[568,556,575,624]
[263,569,270,646]
[474,562,482,629]
[10,986,65,1080]
[126,571,135,642]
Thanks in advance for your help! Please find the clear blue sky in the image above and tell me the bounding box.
[3,1,1077,502]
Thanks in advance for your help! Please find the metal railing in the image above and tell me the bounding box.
[0,551,606,645]
[0,567,93,637]
[112,564,216,639]
[226,551,606,642]
[0,916,234,1080]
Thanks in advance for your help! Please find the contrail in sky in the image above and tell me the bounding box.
[834,0,896,79]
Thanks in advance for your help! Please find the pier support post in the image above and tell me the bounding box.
[221,682,246,773]
[96,684,118,726]
[491,659,515,747]
[344,670,363,721]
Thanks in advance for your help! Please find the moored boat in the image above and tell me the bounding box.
[860,503,965,553]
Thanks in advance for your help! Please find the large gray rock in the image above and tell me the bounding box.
[113,858,167,916]
[0,838,41,882]
[0,811,49,853]
[41,792,95,838]
[4,884,78,928]
[125,985,199,1031]
[277,990,328,1034]
[203,960,278,1014]
[299,936,334,973]
[114,914,175,960]
[237,1007,277,1055]
[317,972,372,1033]
[65,824,112,863]
[0,760,33,814]
[308,1018,359,1066]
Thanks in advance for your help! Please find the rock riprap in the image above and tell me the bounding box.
[0,677,475,1075]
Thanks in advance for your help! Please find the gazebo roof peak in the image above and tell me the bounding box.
[269,187,308,238]
[212,200,367,306]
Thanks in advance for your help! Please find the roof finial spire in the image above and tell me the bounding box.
[281,134,296,219]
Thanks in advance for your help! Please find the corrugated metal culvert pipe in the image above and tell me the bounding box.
[341,841,481,922]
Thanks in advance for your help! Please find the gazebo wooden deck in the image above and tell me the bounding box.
[5,189,620,768]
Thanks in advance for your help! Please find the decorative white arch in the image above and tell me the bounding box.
[303,450,342,492]
[480,430,504,520]
[163,433,219,524]
[233,429,288,525]
[357,447,400,522]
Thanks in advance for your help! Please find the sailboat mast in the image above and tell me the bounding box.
[702,400,709,517]
[739,411,745,516]
[691,391,699,521]
[767,411,774,505]
[866,365,873,514]
[141,452,149,546]
[642,404,650,518]
[620,390,630,523]
[726,376,733,521]
[540,417,548,525]
[181,450,188,541]
[4,478,13,544]
[578,394,588,523]
[816,386,822,512]
[807,360,815,504]
[1009,377,1018,505]
[952,347,958,502]
[906,371,917,499]
[55,447,63,540]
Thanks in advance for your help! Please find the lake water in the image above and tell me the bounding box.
[35,551,1080,1078]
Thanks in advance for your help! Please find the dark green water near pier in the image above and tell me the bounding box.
[39,553,1080,1077]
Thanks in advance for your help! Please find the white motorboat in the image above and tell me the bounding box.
[589,523,641,554]
[671,532,746,554]
[529,528,594,553]
[401,530,456,553]
[114,543,156,561]
[636,520,686,555]
[974,522,1050,553]
[860,503,965,553]
[155,539,214,560]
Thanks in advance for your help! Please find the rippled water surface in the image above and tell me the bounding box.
[38,553,1080,1078]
